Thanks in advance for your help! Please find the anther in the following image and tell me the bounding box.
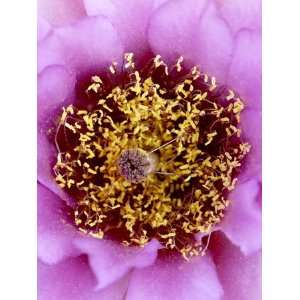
[53,53,250,258]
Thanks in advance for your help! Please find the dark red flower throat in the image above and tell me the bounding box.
[52,54,250,259]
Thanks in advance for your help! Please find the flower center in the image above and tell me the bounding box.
[52,53,250,259]
[117,149,157,182]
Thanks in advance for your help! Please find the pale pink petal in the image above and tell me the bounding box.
[38,15,124,74]
[216,0,261,35]
[38,65,75,121]
[38,65,76,201]
[148,0,207,62]
[226,31,261,181]
[83,0,168,58]
[126,253,223,300]
[226,29,261,110]
[221,179,261,255]
[38,184,79,264]
[240,108,262,181]
[38,0,86,27]
[148,0,234,82]
[38,17,51,42]
[74,237,160,289]
[38,132,75,204]
[38,256,129,300]
[38,32,66,74]
[84,0,116,16]
[211,232,261,300]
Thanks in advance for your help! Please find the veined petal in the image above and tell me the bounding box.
[83,0,168,58]
[148,0,234,82]
[38,65,76,201]
[126,253,223,300]
[38,0,86,27]
[211,232,261,300]
[240,108,262,181]
[38,15,124,74]
[74,237,160,289]
[38,65,75,121]
[216,0,262,35]
[221,179,262,255]
[226,29,261,110]
[38,17,51,42]
[38,256,130,300]
[38,184,79,264]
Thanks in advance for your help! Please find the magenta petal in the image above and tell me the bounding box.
[212,233,261,300]
[126,254,223,300]
[216,0,261,35]
[38,184,79,264]
[74,237,160,289]
[38,65,76,200]
[148,0,233,81]
[227,29,261,110]
[38,0,86,27]
[83,0,168,57]
[221,179,261,255]
[38,15,124,74]
[38,256,129,300]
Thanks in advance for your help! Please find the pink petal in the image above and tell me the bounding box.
[38,131,75,204]
[221,179,261,255]
[38,65,75,121]
[84,0,116,16]
[148,0,206,62]
[211,232,261,300]
[126,253,223,300]
[38,184,79,264]
[38,17,51,42]
[38,32,66,74]
[38,65,76,201]
[216,0,262,35]
[38,255,130,300]
[240,108,262,181]
[83,0,168,58]
[38,15,124,74]
[226,29,261,110]
[148,0,234,82]
[74,237,160,289]
[38,0,86,27]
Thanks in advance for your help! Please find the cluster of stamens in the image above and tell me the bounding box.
[52,53,250,259]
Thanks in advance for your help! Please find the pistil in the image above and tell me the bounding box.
[118,149,158,182]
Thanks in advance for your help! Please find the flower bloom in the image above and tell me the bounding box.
[38,0,261,299]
